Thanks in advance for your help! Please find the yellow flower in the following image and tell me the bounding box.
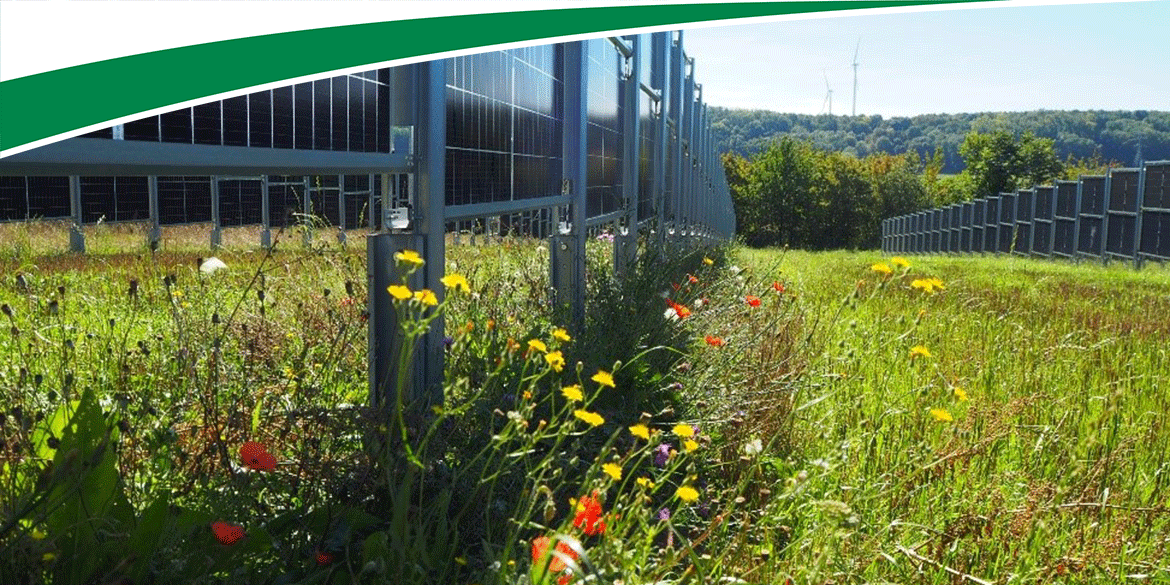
[953,386,968,401]
[573,409,605,427]
[545,351,565,372]
[930,408,954,422]
[31,528,46,540]
[672,424,695,438]
[413,289,438,306]
[440,273,470,293]
[394,249,424,268]
[675,485,700,503]
[561,384,583,401]
[592,370,615,388]
[871,262,893,276]
[703,257,714,265]
[891,256,910,269]
[388,285,412,301]
[528,339,548,354]
[911,277,945,294]
[602,463,622,481]
[454,556,468,566]
[523,390,533,400]
[552,328,572,342]
[910,345,932,359]
[636,477,654,489]
[683,439,699,453]
[628,423,650,440]
[42,552,56,562]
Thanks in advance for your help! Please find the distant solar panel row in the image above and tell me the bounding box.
[882,161,1170,265]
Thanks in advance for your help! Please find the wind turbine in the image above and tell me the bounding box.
[821,72,833,115]
[851,39,860,116]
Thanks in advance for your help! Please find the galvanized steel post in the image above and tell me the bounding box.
[552,41,588,331]
[147,176,161,250]
[68,175,84,253]
[1133,165,1147,268]
[651,32,669,250]
[615,35,641,276]
[210,176,222,249]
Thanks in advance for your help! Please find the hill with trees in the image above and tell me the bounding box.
[710,109,1170,173]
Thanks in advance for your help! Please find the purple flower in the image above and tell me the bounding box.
[657,507,671,521]
[444,336,455,348]
[653,443,671,467]
[691,425,701,436]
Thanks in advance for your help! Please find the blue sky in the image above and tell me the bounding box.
[683,1,1170,116]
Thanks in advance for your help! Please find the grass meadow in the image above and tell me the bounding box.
[1,226,1168,584]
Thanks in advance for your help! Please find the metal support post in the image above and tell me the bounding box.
[552,41,589,331]
[415,58,448,405]
[651,32,669,250]
[1049,183,1059,256]
[669,33,684,244]
[261,175,272,248]
[210,176,222,249]
[337,174,347,244]
[368,173,377,230]
[1100,172,1113,262]
[302,176,312,247]
[68,175,85,253]
[1073,179,1084,260]
[1133,165,1147,268]
[147,176,161,250]
[615,35,641,276]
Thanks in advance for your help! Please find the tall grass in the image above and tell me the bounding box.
[2,229,1169,584]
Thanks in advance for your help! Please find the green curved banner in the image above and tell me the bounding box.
[0,0,996,156]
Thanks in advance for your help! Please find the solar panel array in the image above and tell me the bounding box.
[883,161,1170,266]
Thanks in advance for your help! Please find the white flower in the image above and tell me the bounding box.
[743,438,763,456]
[728,265,742,275]
[664,307,680,321]
[693,298,705,309]
[199,257,228,274]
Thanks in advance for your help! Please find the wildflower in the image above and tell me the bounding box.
[528,339,548,354]
[683,439,699,453]
[744,438,763,456]
[672,424,695,438]
[413,289,438,306]
[43,552,56,562]
[772,281,785,293]
[953,386,969,401]
[573,409,605,427]
[675,486,700,503]
[440,273,470,293]
[573,493,607,535]
[930,408,954,422]
[532,535,578,573]
[602,463,622,481]
[628,423,650,440]
[387,285,411,301]
[523,390,533,400]
[394,249,424,268]
[704,335,724,347]
[703,257,714,265]
[240,442,277,472]
[910,345,932,359]
[454,556,467,566]
[891,256,910,269]
[657,507,671,521]
[745,295,761,307]
[592,370,615,388]
[561,385,584,402]
[653,443,671,467]
[552,328,572,342]
[545,351,566,372]
[212,521,245,545]
[465,321,475,333]
[506,338,521,352]
[316,550,334,565]
[637,477,655,489]
[911,277,946,294]
[666,299,691,319]
[687,273,699,284]
[871,263,893,276]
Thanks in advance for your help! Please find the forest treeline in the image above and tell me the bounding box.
[711,108,1170,174]
[724,127,1113,250]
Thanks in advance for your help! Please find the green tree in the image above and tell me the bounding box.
[957,130,1061,198]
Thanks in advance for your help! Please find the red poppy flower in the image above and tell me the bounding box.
[316,550,334,565]
[665,299,691,319]
[211,521,245,545]
[687,274,699,284]
[772,281,785,293]
[705,335,724,347]
[745,295,761,307]
[573,493,607,535]
[240,442,277,471]
[531,536,578,573]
